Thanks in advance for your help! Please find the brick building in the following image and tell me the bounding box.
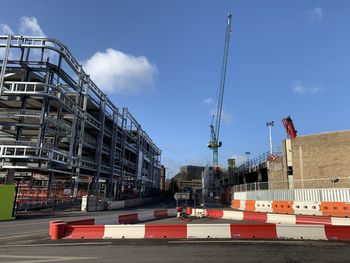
[268,130,350,189]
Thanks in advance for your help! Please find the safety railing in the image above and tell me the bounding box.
[46,116,72,136]
[0,145,73,166]
[104,126,112,137]
[0,109,42,119]
[83,134,97,148]
[237,150,282,171]
[232,177,350,193]
[85,113,100,129]
[100,164,110,174]
[80,157,97,171]
[2,81,75,112]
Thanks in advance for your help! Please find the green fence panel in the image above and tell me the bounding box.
[0,184,16,220]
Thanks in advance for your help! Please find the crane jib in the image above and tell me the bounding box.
[208,12,232,166]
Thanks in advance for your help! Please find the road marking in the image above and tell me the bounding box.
[168,240,317,245]
[0,241,112,247]
[0,254,97,263]
[0,221,47,228]
[0,231,47,240]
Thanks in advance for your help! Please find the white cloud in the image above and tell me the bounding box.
[210,107,233,125]
[308,7,323,21]
[292,81,322,94]
[221,110,233,125]
[203,97,215,105]
[0,16,45,36]
[203,97,233,125]
[0,24,14,35]
[19,16,45,36]
[83,48,157,95]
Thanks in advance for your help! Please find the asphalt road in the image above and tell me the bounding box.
[0,238,349,263]
[1,201,350,263]
[0,200,176,238]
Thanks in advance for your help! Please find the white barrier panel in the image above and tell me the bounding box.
[240,200,246,210]
[331,217,350,226]
[321,189,350,202]
[292,201,322,216]
[255,201,272,213]
[187,224,231,239]
[191,208,205,217]
[81,196,88,212]
[276,225,327,240]
[234,192,247,200]
[137,211,155,222]
[222,210,244,221]
[167,209,177,217]
[295,189,320,202]
[233,188,350,202]
[267,214,296,225]
[104,225,145,239]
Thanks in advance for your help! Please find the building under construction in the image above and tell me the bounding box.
[0,35,162,200]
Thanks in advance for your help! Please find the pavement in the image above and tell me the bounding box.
[1,200,350,262]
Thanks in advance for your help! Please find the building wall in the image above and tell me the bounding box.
[175,165,205,182]
[267,158,288,189]
[291,130,350,188]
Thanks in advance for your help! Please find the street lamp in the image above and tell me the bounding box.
[245,152,251,162]
[266,121,274,155]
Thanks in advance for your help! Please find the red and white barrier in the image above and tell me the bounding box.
[50,221,350,241]
[255,201,273,213]
[116,209,176,224]
[199,208,350,226]
[232,199,350,217]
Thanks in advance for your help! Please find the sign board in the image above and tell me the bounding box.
[174,192,190,200]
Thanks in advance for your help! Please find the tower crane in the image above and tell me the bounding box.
[207,13,232,166]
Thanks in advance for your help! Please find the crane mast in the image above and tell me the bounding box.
[208,13,232,166]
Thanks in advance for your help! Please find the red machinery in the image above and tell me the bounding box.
[282,116,297,139]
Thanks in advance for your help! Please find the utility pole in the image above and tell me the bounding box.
[245,151,251,165]
[266,121,274,155]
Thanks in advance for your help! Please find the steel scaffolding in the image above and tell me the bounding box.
[0,35,161,200]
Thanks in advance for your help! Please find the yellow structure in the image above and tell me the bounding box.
[0,184,15,220]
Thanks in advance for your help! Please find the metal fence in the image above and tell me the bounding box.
[14,184,81,215]
[236,150,282,171]
[233,188,350,202]
[232,177,350,193]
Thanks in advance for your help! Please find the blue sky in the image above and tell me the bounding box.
[1,1,350,177]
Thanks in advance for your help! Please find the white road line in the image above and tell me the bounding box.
[168,240,349,247]
[0,221,47,228]
[0,242,112,247]
[0,231,47,240]
[168,240,315,245]
[0,255,97,263]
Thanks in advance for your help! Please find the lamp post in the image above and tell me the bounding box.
[266,121,274,155]
[245,151,251,166]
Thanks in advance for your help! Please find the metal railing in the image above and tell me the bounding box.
[3,81,75,112]
[232,177,350,192]
[237,150,282,171]
[0,145,74,166]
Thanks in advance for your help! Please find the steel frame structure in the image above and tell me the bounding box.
[0,35,161,199]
